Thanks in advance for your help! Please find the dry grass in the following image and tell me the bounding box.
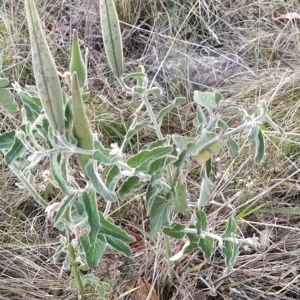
[1,0,300,299]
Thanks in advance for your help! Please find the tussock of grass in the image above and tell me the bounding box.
[1,0,300,299]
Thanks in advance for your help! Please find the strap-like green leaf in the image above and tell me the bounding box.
[83,190,100,245]
[254,128,264,163]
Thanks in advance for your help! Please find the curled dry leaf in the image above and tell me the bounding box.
[134,277,159,300]
[124,229,146,252]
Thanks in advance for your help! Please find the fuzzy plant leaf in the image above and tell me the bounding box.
[191,139,224,164]
[173,182,188,213]
[190,132,218,157]
[100,0,123,79]
[222,240,240,270]
[80,236,106,268]
[194,91,223,110]
[85,161,117,202]
[98,212,135,244]
[196,210,208,234]
[162,223,185,239]
[72,72,94,177]
[0,88,18,115]
[198,175,214,207]
[149,196,171,240]
[156,97,186,124]
[226,137,239,158]
[254,128,264,163]
[70,29,87,88]
[0,77,9,88]
[198,236,214,260]
[25,0,64,135]
[0,131,16,150]
[4,132,25,164]
[83,190,100,245]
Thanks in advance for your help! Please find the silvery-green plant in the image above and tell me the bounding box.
[0,0,283,298]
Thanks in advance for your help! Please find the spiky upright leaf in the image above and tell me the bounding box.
[100,0,124,79]
[25,0,64,135]
[70,30,87,88]
[71,72,93,177]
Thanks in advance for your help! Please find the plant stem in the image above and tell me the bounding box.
[163,232,174,277]
[68,243,86,300]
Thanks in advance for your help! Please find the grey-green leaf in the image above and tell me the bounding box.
[81,236,106,268]
[0,88,18,115]
[0,131,16,150]
[222,216,237,238]
[190,132,218,156]
[0,77,9,88]
[194,91,223,110]
[247,125,259,141]
[93,141,121,165]
[16,89,42,122]
[106,165,121,191]
[4,135,25,164]
[149,196,170,240]
[98,234,132,256]
[156,97,186,124]
[198,176,214,207]
[25,0,65,134]
[49,154,69,195]
[118,176,146,199]
[83,190,100,245]
[100,0,123,79]
[98,212,135,243]
[54,194,77,226]
[196,210,208,234]
[173,183,188,213]
[222,240,240,270]
[127,146,173,172]
[254,129,264,163]
[198,236,214,260]
[226,137,239,158]
[162,223,185,239]
[85,161,117,202]
[124,120,151,144]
